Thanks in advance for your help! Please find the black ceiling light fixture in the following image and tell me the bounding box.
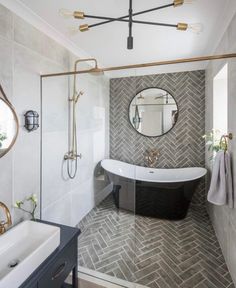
[60,0,202,50]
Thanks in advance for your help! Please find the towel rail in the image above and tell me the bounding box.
[219,133,233,152]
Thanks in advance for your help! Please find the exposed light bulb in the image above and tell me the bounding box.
[188,23,204,34]
[67,26,80,35]
[59,8,74,18]
[59,9,84,19]
[184,0,196,4]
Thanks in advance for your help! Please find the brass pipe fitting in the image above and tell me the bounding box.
[177,23,188,31]
[73,11,84,19]
[174,0,184,7]
[79,24,89,32]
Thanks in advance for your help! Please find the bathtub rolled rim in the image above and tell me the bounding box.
[101,159,207,183]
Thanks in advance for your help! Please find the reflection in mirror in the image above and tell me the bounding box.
[0,85,19,158]
[129,88,178,137]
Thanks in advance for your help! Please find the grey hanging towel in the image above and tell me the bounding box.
[207,151,234,208]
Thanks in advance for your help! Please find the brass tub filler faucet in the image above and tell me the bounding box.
[144,149,160,168]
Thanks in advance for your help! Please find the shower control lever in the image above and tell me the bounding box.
[64,152,82,160]
[76,153,82,159]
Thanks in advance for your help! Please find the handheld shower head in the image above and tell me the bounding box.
[70,91,83,104]
[74,91,84,103]
[75,94,79,103]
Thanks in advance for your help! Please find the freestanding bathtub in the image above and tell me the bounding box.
[101,159,207,220]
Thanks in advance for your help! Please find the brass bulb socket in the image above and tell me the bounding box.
[79,24,89,32]
[73,11,84,19]
[177,23,188,31]
[174,0,184,7]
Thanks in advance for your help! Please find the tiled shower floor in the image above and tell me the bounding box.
[78,195,234,288]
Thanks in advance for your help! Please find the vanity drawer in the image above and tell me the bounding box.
[21,281,37,288]
[38,240,77,288]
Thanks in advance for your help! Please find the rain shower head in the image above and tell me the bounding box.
[89,67,104,76]
[74,58,104,75]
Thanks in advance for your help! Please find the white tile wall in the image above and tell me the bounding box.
[0,3,109,227]
[0,4,13,41]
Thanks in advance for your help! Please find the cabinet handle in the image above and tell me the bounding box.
[51,262,67,280]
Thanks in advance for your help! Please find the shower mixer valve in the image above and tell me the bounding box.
[64,152,82,160]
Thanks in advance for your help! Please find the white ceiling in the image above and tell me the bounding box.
[9,0,236,76]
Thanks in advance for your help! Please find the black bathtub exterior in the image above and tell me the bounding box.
[112,178,201,220]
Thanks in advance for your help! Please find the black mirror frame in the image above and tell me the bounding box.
[128,87,179,138]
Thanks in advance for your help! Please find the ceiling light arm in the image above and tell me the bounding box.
[81,3,174,29]
[66,0,191,48]
[128,0,133,49]
[88,19,178,29]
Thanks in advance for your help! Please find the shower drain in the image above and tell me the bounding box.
[8,259,20,268]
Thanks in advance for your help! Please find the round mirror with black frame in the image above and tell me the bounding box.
[129,87,179,137]
[0,84,19,158]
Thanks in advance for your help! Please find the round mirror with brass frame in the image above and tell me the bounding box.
[129,87,179,137]
[0,84,19,158]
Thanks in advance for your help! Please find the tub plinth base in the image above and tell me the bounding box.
[113,180,200,220]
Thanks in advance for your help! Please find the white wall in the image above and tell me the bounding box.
[0,3,109,226]
[213,64,228,134]
[0,3,68,223]
[205,11,236,285]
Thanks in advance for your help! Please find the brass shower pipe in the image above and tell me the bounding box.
[71,58,99,95]
[40,53,236,78]
[64,58,103,179]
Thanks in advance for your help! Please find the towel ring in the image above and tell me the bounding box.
[219,133,233,152]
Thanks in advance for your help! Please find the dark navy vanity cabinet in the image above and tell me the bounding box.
[20,221,80,288]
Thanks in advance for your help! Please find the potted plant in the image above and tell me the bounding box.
[14,194,38,220]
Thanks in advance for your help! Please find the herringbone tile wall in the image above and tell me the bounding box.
[110,71,206,205]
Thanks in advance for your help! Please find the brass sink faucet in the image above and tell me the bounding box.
[0,202,12,235]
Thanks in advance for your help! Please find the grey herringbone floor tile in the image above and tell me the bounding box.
[78,195,235,288]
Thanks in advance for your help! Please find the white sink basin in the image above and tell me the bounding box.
[0,220,60,288]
